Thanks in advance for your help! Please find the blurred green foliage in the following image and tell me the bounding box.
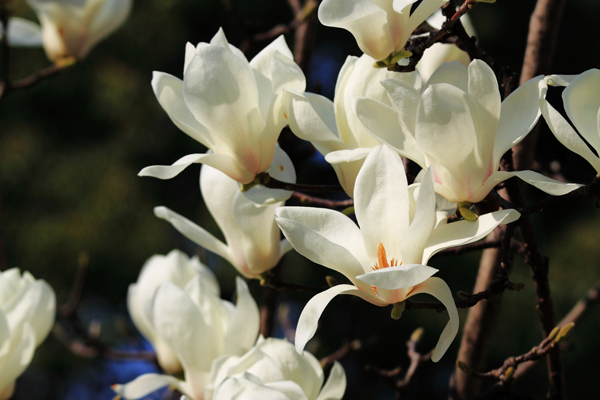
[1,0,600,399]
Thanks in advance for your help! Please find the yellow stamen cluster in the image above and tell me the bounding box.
[371,243,401,295]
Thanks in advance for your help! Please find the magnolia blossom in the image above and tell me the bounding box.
[275,145,520,361]
[154,163,293,279]
[140,28,305,201]
[0,268,56,400]
[114,276,260,400]
[318,0,447,62]
[346,59,581,204]
[128,249,220,374]
[416,9,475,85]
[206,338,346,400]
[540,69,600,175]
[285,53,420,196]
[25,0,133,63]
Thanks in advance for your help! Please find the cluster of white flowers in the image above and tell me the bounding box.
[5,0,596,399]
[109,1,600,399]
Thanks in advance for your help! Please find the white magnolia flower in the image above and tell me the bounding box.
[348,59,581,204]
[140,28,305,201]
[128,249,220,375]
[318,0,448,62]
[154,163,293,279]
[285,53,420,196]
[25,0,133,63]
[207,337,346,400]
[416,9,475,85]
[0,268,56,400]
[540,69,600,175]
[275,145,520,361]
[114,276,260,400]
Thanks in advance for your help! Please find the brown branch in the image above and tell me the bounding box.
[258,173,345,193]
[291,192,353,208]
[514,281,600,380]
[320,339,361,368]
[521,175,600,216]
[259,271,325,294]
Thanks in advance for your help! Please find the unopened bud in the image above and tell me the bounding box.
[555,323,575,343]
[389,50,412,65]
[456,360,470,373]
[411,327,424,342]
[458,202,478,221]
[342,206,355,216]
[548,326,561,341]
[504,366,515,380]
[391,302,406,320]
[325,276,339,288]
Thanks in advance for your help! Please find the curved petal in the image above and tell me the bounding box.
[423,61,468,93]
[274,207,369,286]
[241,145,296,205]
[545,74,578,87]
[400,168,436,265]
[540,99,600,173]
[325,148,371,164]
[88,0,132,47]
[224,277,260,356]
[140,152,255,184]
[353,95,426,167]
[511,170,583,195]
[401,0,448,43]
[494,76,546,167]
[423,209,521,262]
[315,361,346,400]
[5,18,42,47]
[354,145,409,262]
[356,264,438,290]
[295,284,386,353]
[318,0,393,61]
[151,71,214,148]
[417,43,469,86]
[154,206,233,265]
[113,373,186,399]
[468,170,514,204]
[562,69,600,154]
[407,277,459,362]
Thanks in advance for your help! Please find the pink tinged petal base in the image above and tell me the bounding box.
[295,284,387,353]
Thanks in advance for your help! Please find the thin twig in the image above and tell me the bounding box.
[291,192,353,208]
[261,174,345,193]
[320,339,361,368]
[259,271,325,294]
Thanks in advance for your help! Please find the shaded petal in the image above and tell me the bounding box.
[315,361,346,400]
[325,148,371,164]
[295,284,386,353]
[562,69,600,154]
[356,264,438,290]
[241,145,296,205]
[4,18,42,47]
[139,152,255,184]
[154,206,233,265]
[407,277,459,362]
[400,168,436,264]
[151,71,214,148]
[353,95,426,167]
[511,170,583,195]
[545,74,578,87]
[354,145,409,262]
[0,324,35,397]
[88,0,132,46]
[224,277,260,355]
[275,207,369,286]
[113,373,186,400]
[540,99,600,173]
[494,76,546,167]
[423,61,468,93]
[423,209,521,262]
[401,0,447,42]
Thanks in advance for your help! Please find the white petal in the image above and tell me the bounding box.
[423,61,468,93]
[4,18,42,47]
[140,152,255,184]
[295,284,386,353]
[113,373,185,399]
[275,207,369,286]
[400,168,436,264]
[494,76,546,167]
[241,145,296,205]
[545,74,578,87]
[354,145,409,262]
[224,277,260,355]
[407,277,459,362]
[401,0,447,42]
[154,206,233,265]
[511,170,583,195]
[417,43,470,86]
[353,95,426,167]
[356,264,438,290]
[88,0,132,47]
[562,69,600,154]
[423,209,521,262]
[0,324,35,397]
[151,71,214,148]
[540,99,600,173]
[315,361,346,400]
[268,52,306,131]
[325,148,371,164]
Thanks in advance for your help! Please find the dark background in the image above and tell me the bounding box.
[2,0,600,398]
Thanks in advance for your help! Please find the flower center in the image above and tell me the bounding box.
[371,243,401,295]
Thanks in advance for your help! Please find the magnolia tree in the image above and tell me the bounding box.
[0,0,599,399]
